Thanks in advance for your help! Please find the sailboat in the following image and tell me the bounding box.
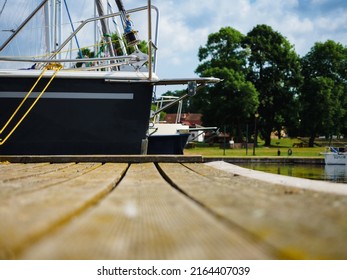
[322,147,347,165]
[0,0,218,155]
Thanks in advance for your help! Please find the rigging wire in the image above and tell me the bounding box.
[63,0,83,58]
[107,0,127,55]
[0,0,8,19]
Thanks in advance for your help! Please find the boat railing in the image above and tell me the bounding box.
[0,55,139,70]
[153,96,183,124]
[0,3,160,79]
[151,81,204,119]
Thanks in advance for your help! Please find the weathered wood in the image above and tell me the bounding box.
[0,163,128,259]
[0,155,325,164]
[1,161,346,260]
[158,163,347,259]
[20,163,274,260]
[0,163,101,199]
[0,162,50,174]
[0,162,74,181]
[0,155,203,163]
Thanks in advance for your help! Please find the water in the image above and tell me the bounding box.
[236,163,347,183]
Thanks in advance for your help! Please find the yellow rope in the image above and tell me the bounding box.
[0,64,62,145]
[0,67,48,134]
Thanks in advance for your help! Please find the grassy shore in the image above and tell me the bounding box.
[184,138,329,157]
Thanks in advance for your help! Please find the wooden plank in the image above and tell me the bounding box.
[0,163,128,259]
[0,162,50,174]
[1,155,324,164]
[0,162,74,181]
[0,155,203,163]
[158,163,347,259]
[20,163,275,260]
[0,163,101,199]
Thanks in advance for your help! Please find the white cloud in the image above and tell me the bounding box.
[310,0,328,4]
[149,0,347,93]
[1,0,347,88]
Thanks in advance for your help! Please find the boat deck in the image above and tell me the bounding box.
[0,158,346,260]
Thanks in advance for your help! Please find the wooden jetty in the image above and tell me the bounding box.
[0,156,346,260]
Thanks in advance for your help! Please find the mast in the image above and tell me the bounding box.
[115,0,153,77]
[95,0,116,58]
[44,1,51,54]
[107,0,127,55]
[114,0,126,18]
[54,0,62,58]
[114,0,129,34]
[147,0,152,80]
[114,0,139,46]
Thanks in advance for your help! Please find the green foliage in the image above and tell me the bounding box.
[151,104,166,121]
[243,24,302,146]
[195,27,259,142]
[75,47,95,68]
[300,40,347,146]
[111,33,148,55]
[75,33,148,68]
[184,138,324,157]
[160,90,190,114]
[190,24,347,147]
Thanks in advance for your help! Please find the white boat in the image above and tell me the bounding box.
[323,147,347,165]
[147,95,219,154]
[148,96,191,154]
[0,0,219,155]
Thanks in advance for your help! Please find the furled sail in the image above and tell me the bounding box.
[0,0,49,67]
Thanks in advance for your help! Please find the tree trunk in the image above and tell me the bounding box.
[309,135,315,147]
[262,126,272,146]
[264,135,271,146]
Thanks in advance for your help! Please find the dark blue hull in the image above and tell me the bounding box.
[0,75,153,155]
[147,134,190,155]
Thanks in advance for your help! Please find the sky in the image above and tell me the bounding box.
[1,0,347,94]
[142,0,347,80]
[139,0,347,94]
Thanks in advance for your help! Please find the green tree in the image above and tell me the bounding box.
[75,34,148,68]
[195,27,259,142]
[111,33,148,55]
[75,47,95,68]
[300,40,347,146]
[243,24,302,146]
[160,90,193,114]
